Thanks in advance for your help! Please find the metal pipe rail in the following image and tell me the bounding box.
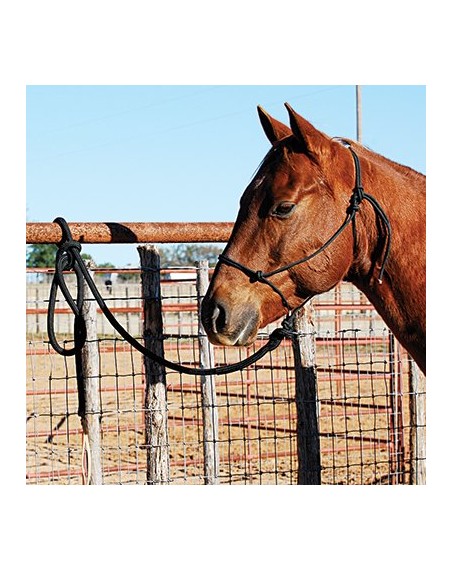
[26,222,234,244]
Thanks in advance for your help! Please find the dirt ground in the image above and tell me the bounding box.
[26,332,420,485]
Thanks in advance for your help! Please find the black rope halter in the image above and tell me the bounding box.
[218,143,392,313]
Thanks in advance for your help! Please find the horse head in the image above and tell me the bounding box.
[201,104,358,346]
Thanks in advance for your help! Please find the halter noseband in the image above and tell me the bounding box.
[218,143,391,315]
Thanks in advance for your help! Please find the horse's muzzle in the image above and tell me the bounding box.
[201,297,260,346]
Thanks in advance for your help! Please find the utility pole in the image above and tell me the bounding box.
[356,85,362,142]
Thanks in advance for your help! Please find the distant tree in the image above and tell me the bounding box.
[81,252,95,264]
[159,244,223,267]
[26,244,58,267]
[97,262,115,269]
[27,244,99,268]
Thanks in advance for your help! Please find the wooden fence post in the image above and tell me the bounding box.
[409,361,426,484]
[291,301,322,485]
[80,264,102,485]
[138,245,170,485]
[388,333,405,483]
[196,260,219,485]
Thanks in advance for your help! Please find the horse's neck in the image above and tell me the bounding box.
[348,152,426,372]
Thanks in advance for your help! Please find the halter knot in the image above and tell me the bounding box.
[61,239,82,253]
[355,185,364,203]
[57,240,83,271]
[277,313,298,339]
[251,270,264,283]
[348,188,364,214]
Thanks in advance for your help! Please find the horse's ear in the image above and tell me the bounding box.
[284,103,329,158]
[257,105,292,144]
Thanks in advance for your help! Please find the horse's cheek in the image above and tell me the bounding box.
[295,251,344,292]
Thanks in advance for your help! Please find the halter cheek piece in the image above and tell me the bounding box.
[218,143,392,315]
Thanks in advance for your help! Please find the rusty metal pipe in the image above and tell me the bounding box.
[26,222,234,244]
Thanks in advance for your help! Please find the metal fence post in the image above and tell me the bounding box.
[139,245,170,485]
[291,301,321,485]
[196,260,219,484]
[80,264,102,484]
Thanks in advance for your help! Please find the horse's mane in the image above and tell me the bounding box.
[337,138,425,183]
[251,136,425,190]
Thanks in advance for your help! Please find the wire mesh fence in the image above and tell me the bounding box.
[26,260,426,485]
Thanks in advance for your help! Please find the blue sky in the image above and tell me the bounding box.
[26,85,425,267]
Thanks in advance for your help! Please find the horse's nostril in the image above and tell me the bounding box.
[202,296,260,346]
[211,301,227,334]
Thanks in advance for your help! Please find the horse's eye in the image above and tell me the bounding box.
[272,202,296,218]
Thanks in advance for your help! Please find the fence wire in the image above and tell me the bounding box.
[26,266,425,485]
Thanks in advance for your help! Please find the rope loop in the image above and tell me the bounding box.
[60,239,82,256]
[56,240,82,273]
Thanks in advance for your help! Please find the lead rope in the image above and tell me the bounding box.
[47,217,300,380]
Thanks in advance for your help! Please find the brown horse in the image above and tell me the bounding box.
[201,104,426,373]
